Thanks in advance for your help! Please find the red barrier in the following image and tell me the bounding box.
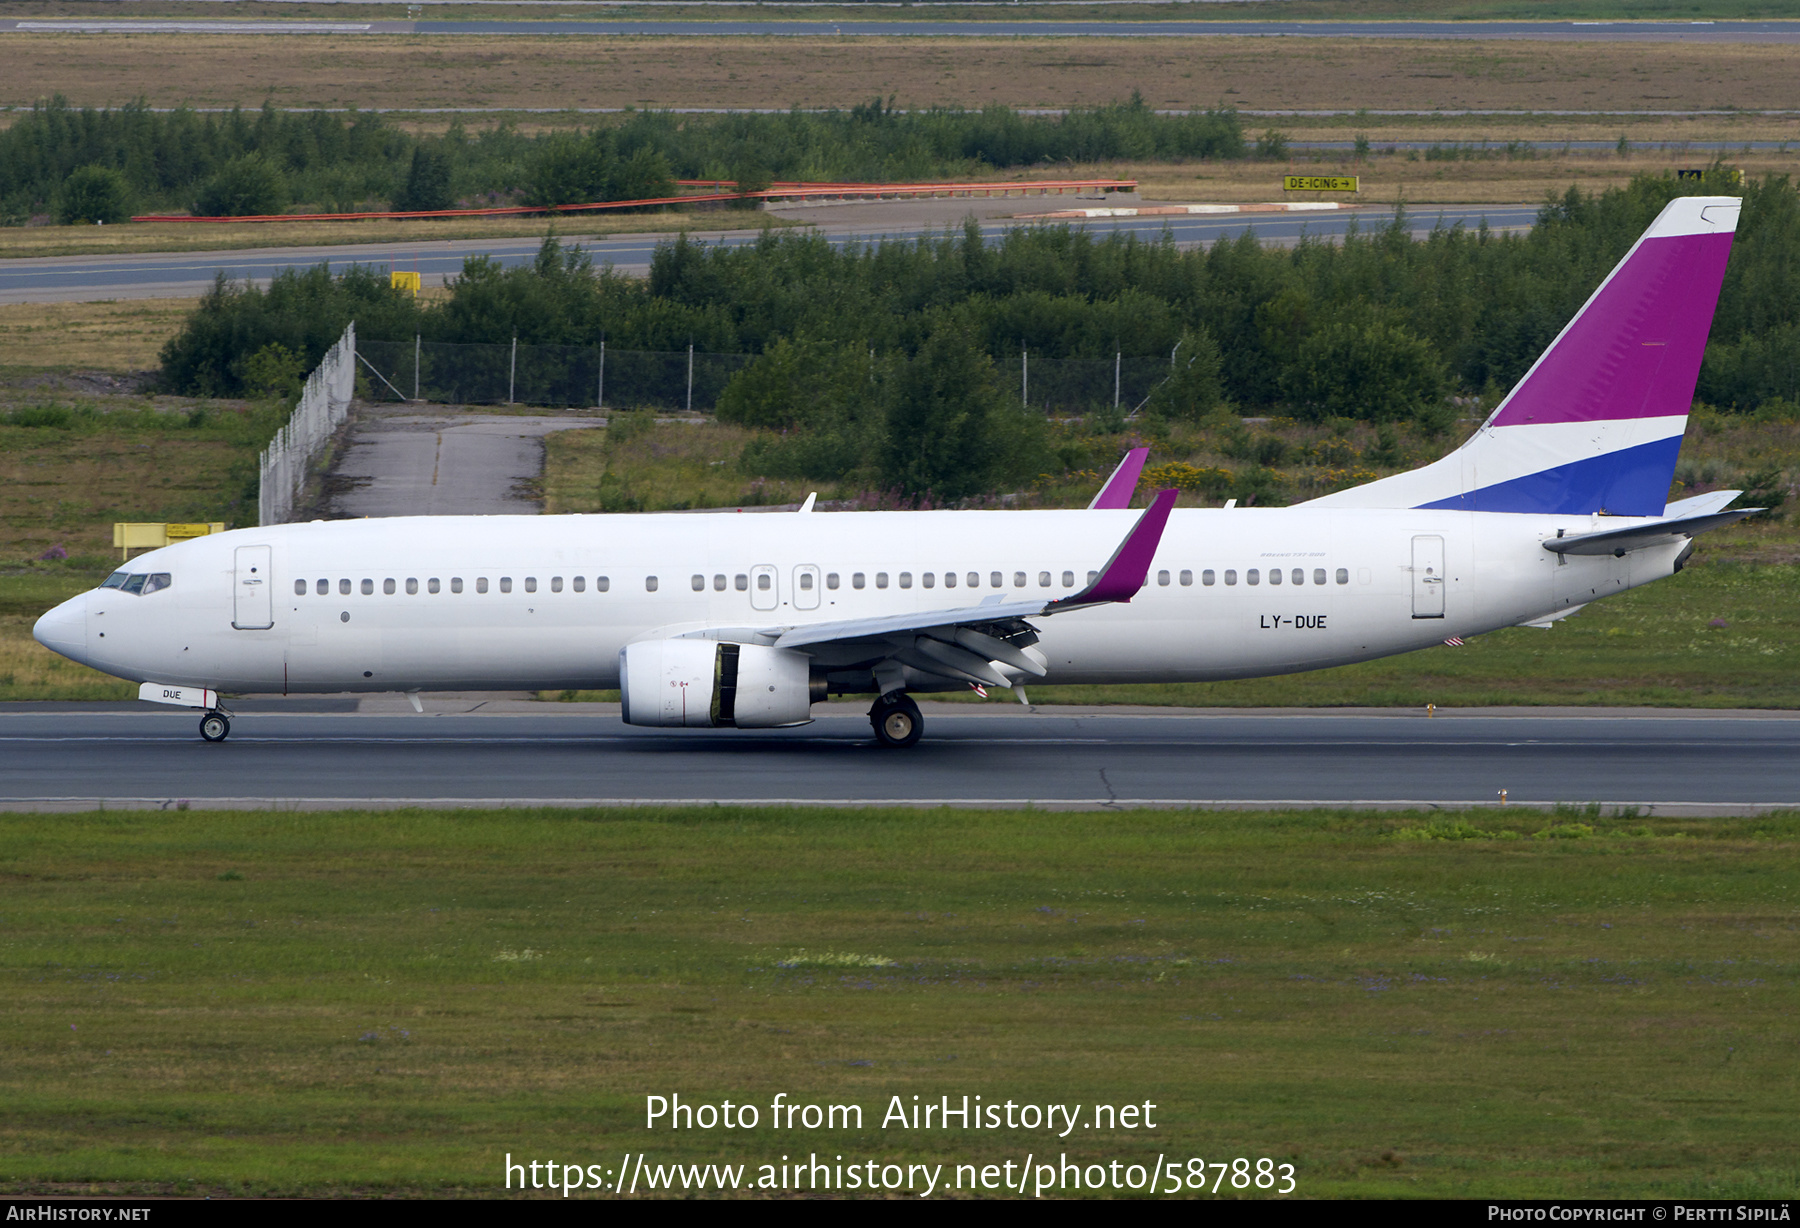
[130,178,1137,224]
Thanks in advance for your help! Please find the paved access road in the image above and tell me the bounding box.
[2,705,1794,812]
[6,19,1798,41]
[0,205,1537,304]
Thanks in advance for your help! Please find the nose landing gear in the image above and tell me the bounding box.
[199,711,232,742]
[869,692,923,749]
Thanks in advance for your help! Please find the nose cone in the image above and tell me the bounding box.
[33,592,89,664]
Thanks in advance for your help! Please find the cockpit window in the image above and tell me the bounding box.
[106,571,172,596]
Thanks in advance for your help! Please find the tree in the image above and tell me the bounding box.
[393,145,454,212]
[610,146,675,204]
[193,155,289,217]
[880,327,1047,499]
[55,164,133,225]
[526,136,610,208]
[1140,328,1225,422]
[1282,318,1447,423]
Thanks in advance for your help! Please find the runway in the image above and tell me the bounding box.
[2,704,1795,814]
[0,205,1537,304]
[7,18,1798,41]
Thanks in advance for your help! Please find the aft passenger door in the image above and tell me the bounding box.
[233,545,274,629]
[1411,535,1445,619]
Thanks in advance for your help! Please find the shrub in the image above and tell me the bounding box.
[193,155,289,217]
[55,164,132,225]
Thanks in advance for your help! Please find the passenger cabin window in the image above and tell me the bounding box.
[691,575,706,592]
[1157,570,1170,587]
[1063,571,1075,588]
[295,579,307,595]
[713,575,726,591]
[1224,570,1238,586]
[1314,568,1327,586]
[597,576,610,592]
[1013,572,1026,588]
[757,573,771,591]
[1269,568,1282,586]
[524,577,537,594]
[476,577,489,594]
[920,573,932,589]
[876,573,889,589]
[1180,570,1193,586]
[735,574,748,591]
[1087,571,1099,586]
[943,572,956,588]
[645,576,658,592]
[1292,568,1304,585]
[316,579,328,595]
[801,572,816,591]
[1038,571,1051,587]
[384,578,397,595]
[340,579,352,595]
[361,579,374,595]
[899,572,913,589]
[1247,569,1260,585]
[452,577,464,593]
[852,573,865,590]
[406,578,419,595]
[572,576,585,593]
[499,577,513,594]
[550,576,562,593]
[1202,569,1215,586]
[990,572,1003,588]
[1337,568,1350,585]
[429,578,441,594]
[826,573,839,590]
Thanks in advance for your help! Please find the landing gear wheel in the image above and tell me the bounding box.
[870,693,923,749]
[199,712,231,743]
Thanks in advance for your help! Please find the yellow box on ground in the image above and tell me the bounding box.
[391,270,422,295]
[1284,175,1360,192]
[113,522,226,559]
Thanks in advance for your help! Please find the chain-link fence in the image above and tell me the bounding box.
[259,322,355,525]
[1005,351,1176,416]
[356,338,753,412]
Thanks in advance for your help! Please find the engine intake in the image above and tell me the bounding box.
[619,639,814,728]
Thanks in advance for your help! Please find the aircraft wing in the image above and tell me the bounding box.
[671,490,1177,688]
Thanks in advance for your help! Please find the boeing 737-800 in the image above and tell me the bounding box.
[34,196,1756,747]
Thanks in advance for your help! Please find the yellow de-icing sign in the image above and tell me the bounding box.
[391,270,422,296]
[1284,176,1360,192]
[114,522,226,559]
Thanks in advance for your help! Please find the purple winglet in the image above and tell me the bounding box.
[1051,488,1178,610]
[1087,447,1150,510]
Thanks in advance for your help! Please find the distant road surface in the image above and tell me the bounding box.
[5,19,1798,40]
[0,204,1539,304]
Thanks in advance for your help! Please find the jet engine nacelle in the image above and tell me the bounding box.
[618,639,814,728]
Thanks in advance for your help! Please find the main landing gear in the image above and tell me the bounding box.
[869,692,923,749]
[199,711,232,743]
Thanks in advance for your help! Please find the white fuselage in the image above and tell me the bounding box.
[46,507,1677,696]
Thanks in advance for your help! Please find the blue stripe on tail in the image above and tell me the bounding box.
[1416,435,1683,516]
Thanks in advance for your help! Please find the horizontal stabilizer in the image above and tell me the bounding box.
[1543,507,1760,556]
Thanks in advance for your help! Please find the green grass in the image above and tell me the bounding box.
[0,804,1796,1197]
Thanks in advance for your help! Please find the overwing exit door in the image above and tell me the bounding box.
[1411,535,1445,619]
[233,545,274,629]
[749,564,778,612]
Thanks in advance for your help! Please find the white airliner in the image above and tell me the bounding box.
[35,196,1755,747]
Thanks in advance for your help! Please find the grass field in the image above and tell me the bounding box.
[5,34,1799,115]
[0,803,1795,1197]
[0,299,197,372]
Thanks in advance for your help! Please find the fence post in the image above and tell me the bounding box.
[1021,344,1028,408]
[686,344,694,413]
[1114,350,1121,410]
[413,333,420,401]
[508,336,517,405]
[597,340,605,410]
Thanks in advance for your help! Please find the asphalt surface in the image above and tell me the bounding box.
[2,705,1795,813]
[7,18,1798,40]
[325,410,605,516]
[0,205,1538,303]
